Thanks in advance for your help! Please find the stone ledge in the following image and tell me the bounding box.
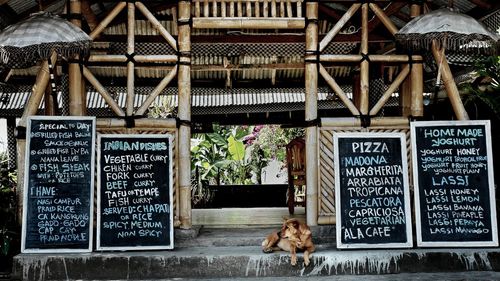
[12,247,500,280]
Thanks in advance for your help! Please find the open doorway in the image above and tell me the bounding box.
[191,124,305,226]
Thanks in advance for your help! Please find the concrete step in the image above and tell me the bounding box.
[12,226,500,280]
[12,246,500,280]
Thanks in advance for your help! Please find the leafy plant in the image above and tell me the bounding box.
[0,153,18,273]
[460,56,500,119]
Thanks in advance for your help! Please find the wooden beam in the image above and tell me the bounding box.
[319,64,360,116]
[82,66,125,117]
[192,17,305,29]
[369,3,399,35]
[369,64,410,116]
[431,41,469,120]
[319,4,361,52]
[135,66,178,116]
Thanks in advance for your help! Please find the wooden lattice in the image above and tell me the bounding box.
[318,126,412,224]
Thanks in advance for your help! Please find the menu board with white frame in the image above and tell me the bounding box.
[334,132,413,249]
[22,116,95,253]
[97,134,174,251]
[411,120,498,247]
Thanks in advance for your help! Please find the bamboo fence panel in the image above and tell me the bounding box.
[191,0,303,17]
[318,126,412,225]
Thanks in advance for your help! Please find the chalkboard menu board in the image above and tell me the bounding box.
[97,134,174,250]
[21,116,95,253]
[334,132,413,249]
[411,120,498,247]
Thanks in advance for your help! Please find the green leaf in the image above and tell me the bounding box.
[228,135,245,161]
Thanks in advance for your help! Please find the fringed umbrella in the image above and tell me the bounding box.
[0,12,91,68]
[395,8,499,120]
[396,8,499,54]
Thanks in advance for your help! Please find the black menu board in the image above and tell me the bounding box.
[334,132,412,249]
[21,116,95,253]
[97,134,173,250]
[411,120,498,247]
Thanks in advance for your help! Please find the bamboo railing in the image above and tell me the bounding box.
[192,0,305,29]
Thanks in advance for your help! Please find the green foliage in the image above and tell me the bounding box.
[147,96,177,118]
[0,153,18,260]
[460,56,500,119]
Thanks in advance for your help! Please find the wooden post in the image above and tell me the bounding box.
[126,2,135,116]
[17,52,56,224]
[401,3,422,117]
[431,41,469,120]
[305,1,318,226]
[16,138,25,225]
[178,0,192,229]
[19,53,57,127]
[69,0,85,116]
[411,59,424,117]
[359,3,369,115]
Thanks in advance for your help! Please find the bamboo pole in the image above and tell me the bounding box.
[136,66,178,116]
[305,1,318,226]
[89,2,126,39]
[178,0,192,229]
[410,4,423,117]
[369,3,398,35]
[135,2,178,51]
[44,84,56,115]
[431,41,469,120]
[321,117,410,127]
[319,64,360,116]
[69,0,85,116]
[126,3,135,116]
[17,53,56,224]
[82,66,125,116]
[359,3,369,115]
[320,54,422,63]
[88,55,128,63]
[318,216,336,225]
[319,4,360,52]
[19,53,57,127]
[411,59,424,117]
[134,55,178,63]
[97,118,177,129]
[192,18,305,29]
[16,139,25,224]
[369,65,410,116]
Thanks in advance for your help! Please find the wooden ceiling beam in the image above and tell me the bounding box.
[367,2,407,33]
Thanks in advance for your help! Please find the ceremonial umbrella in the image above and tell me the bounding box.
[0,12,91,68]
[395,8,499,54]
[395,8,499,120]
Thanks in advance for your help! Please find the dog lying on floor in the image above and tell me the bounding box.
[261,218,315,266]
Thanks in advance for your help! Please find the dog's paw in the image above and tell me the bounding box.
[262,248,273,253]
[291,257,297,266]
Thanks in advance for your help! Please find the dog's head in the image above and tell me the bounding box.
[280,218,301,240]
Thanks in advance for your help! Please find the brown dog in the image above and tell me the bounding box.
[261,218,315,266]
